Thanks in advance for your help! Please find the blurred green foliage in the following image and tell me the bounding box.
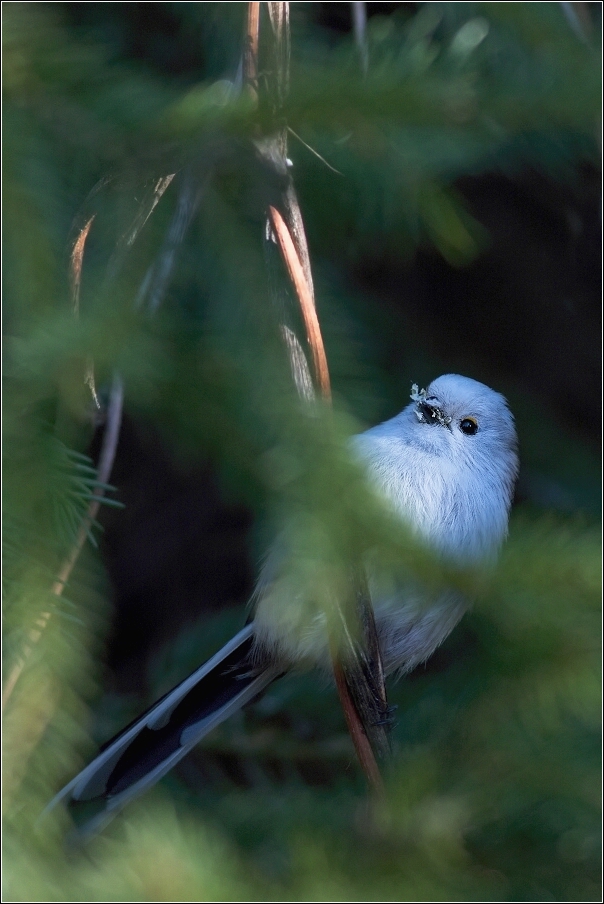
[3,3,601,901]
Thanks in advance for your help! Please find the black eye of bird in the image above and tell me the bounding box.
[459,417,478,435]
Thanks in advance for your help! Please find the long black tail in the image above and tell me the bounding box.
[47,624,281,839]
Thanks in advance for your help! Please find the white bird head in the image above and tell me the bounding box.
[355,374,519,565]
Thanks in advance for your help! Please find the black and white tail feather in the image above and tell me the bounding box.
[47,624,281,840]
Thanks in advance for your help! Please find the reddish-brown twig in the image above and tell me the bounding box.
[252,2,387,793]
[244,2,260,97]
[334,662,384,794]
[268,205,331,401]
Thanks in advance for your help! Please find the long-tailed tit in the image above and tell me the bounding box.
[49,374,518,837]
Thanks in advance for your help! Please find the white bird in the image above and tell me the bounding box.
[49,374,518,838]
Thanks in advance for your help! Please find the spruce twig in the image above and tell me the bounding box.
[3,375,124,709]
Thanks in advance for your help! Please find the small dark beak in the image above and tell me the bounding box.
[416,401,451,428]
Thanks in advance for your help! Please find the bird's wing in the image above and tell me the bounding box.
[46,624,281,839]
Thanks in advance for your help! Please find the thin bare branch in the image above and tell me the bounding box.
[259,3,388,791]
[268,205,331,401]
[69,214,102,409]
[103,173,176,293]
[124,175,175,248]
[244,2,260,98]
[270,191,390,779]
[280,325,315,403]
[335,568,391,761]
[85,358,101,411]
[70,215,95,316]
[287,127,343,175]
[136,170,205,315]
[267,1,291,130]
[282,181,317,305]
[333,661,384,794]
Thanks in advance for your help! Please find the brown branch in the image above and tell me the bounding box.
[343,567,391,760]
[268,205,391,785]
[267,0,290,149]
[268,205,331,401]
[261,3,388,792]
[70,215,102,410]
[244,2,260,98]
[70,215,96,316]
[333,662,384,794]
[281,183,316,317]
